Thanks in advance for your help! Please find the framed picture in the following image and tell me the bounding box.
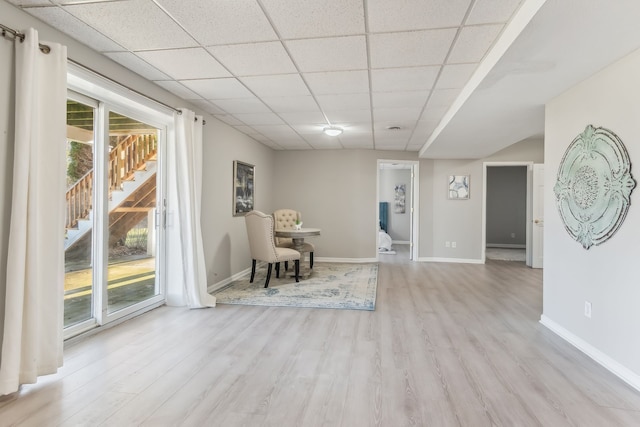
[233,160,254,216]
[448,175,470,200]
[394,184,406,213]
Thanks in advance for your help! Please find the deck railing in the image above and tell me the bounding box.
[65,133,157,229]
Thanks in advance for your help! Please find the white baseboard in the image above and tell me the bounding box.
[487,243,526,249]
[392,240,410,245]
[418,257,484,264]
[540,315,640,393]
[208,266,252,293]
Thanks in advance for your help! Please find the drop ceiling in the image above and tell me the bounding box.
[6,0,640,158]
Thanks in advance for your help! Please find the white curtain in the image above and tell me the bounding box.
[0,29,67,395]
[174,109,216,308]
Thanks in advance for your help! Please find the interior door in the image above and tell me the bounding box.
[532,164,544,268]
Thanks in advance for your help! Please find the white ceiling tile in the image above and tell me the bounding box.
[154,0,277,45]
[214,115,245,126]
[303,70,369,95]
[232,113,284,126]
[276,140,313,150]
[27,6,125,52]
[370,29,457,68]
[324,110,372,123]
[286,36,367,72]
[210,98,270,114]
[372,91,429,109]
[303,134,345,149]
[188,99,226,115]
[240,74,310,98]
[374,108,422,122]
[233,125,263,136]
[137,48,230,80]
[251,125,301,138]
[420,106,449,123]
[261,96,319,113]
[340,137,374,149]
[279,111,327,125]
[316,93,370,111]
[181,78,254,99]
[436,64,478,89]
[105,52,171,81]
[64,0,196,50]
[467,0,523,25]
[447,24,504,63]
[289,124,327,135]
[261,0,364,39]
[368,0,472,32]
[371,66,439,92]
[154,81,202,100]
[207,42,297,76]
[428,89,461,107]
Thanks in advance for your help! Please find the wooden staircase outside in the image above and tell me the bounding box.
[65,133,157,250]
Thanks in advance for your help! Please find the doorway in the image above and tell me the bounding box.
[64,82,169,338]
[482,162,542,267]
[377,160,419,261]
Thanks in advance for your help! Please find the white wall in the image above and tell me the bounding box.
[379,168,411,241]
[543,47,640,387]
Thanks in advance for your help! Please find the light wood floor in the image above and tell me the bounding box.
[2,247,640,426]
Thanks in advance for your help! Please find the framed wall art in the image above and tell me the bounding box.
[233,160,254,216]
[554,125,635,249]
[448,175,470,200]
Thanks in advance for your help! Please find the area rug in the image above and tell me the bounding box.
[213,263,378,311]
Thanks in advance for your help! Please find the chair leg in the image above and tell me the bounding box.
[250,259,256,283]
[284,261,289,271]
[310,252,314,269]
[276,262,280,278]
[294,259,300,282]
[265,263,273,288]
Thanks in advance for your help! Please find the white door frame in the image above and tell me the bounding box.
[376,159,420,261]
[482,161,534,264]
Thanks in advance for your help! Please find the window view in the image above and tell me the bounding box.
[64,101,161,329]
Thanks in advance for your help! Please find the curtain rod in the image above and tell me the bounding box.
[0,22,51,54]
[69,58,206,125]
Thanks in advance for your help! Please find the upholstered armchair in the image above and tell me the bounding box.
[273,208,315,269]
[245,210,300,288]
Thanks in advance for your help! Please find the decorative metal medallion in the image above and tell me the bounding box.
[554,125,636,249]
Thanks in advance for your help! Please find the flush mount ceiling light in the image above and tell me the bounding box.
[323,126,343,136]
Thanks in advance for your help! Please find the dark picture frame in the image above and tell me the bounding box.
[233,160,254,216]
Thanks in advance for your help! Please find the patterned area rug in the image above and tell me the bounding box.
[213,263,378,311]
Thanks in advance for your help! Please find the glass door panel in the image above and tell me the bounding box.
[64,99,96,328]
[106,111,159,314]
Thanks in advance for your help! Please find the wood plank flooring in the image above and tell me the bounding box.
[1,246,640,426]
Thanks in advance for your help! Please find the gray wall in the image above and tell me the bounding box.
[486,166,527,246]
[379,168,411,241]
[544,47,640,384]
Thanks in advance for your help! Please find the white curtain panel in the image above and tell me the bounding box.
[174,109,216,308]
[0,29,67,395]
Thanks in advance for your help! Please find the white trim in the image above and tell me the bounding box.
[418,257,484,264]
[392,240,410,245]
[540,315,640,393]
[486,243,526,249]
[208,266,253,293]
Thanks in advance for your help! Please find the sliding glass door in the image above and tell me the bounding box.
[64,90,166,336]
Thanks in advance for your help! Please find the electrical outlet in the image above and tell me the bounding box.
[584,301,592,318]
[445,241,450,248]
[511,232,516,238]
[452,242,457,248]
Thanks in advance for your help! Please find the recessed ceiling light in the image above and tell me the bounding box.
[323,126,343,137]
